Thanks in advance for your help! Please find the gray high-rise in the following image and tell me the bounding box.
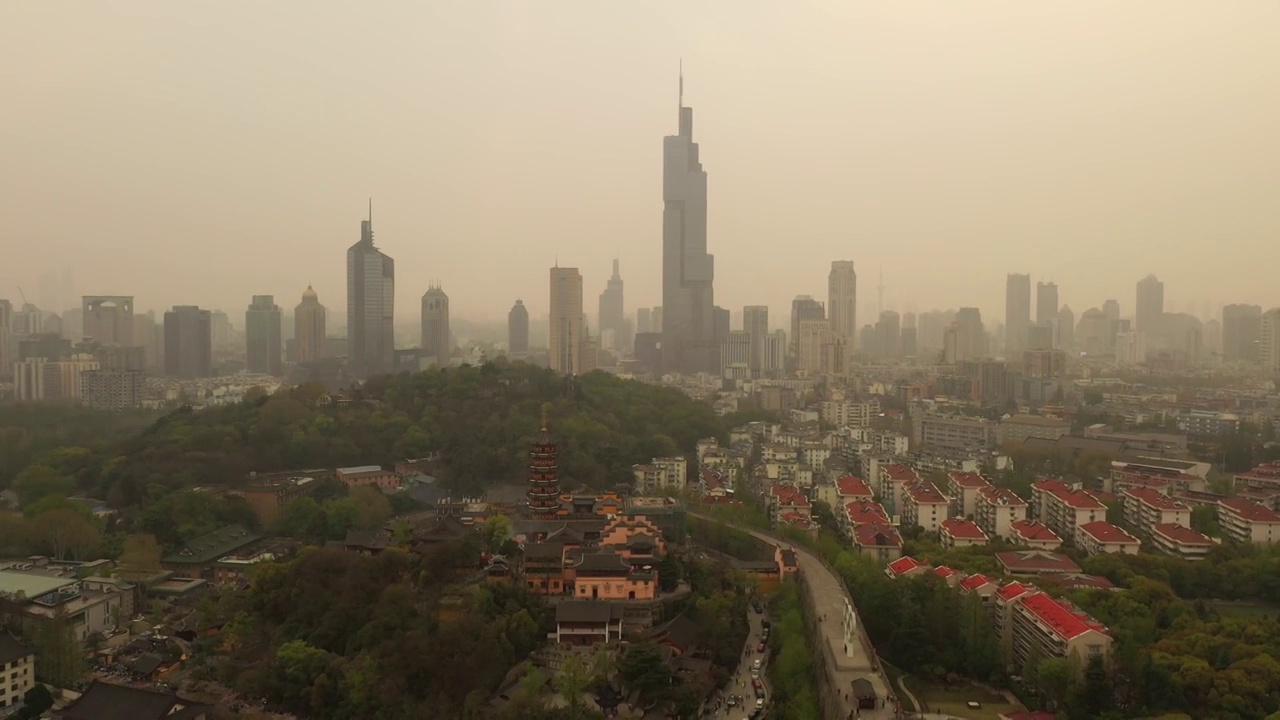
[598,259,625,353]
[1136,274,1164,337]
[164,305,212,378]
[661,71,715,374]
[420,285,450,368]
[347,207,395,377]
[508,300,529,356]
[1222,304,1262,363]
[1005,273,1031,356]
[743,305,769,373]
[245,295,283,375]
[828,261,857,352]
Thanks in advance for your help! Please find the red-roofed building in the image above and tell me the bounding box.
[902,480,950,534]
[878,463,920,515]
[1007,520,1062,550]
[996,550,1081,576]
[844,501,890,529]
[698,466,732,498]
[992,581,1035,658]
[946,471,992,517]
[853,522,903,563]
[1121,486,1191,536]
[959,573,998,601]
[885,555,929,579]
[1217,496,1280,545]
[1030,479,1107,540]
[769,483,810,515]
[932,565,961,587]
[1075,521,1141,556]
[1041,573,1116,591]
[1234,461,1280,494]
[940,518,989,549]
[835,475,874,502]
[1010,592,1111,672]
[976,486,1028,539]
[1149,523,1215,560]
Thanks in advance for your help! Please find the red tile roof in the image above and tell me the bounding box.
[770,484,810,507]
[933,565,957,579]
[941,518,989,541]
[996,581,1034,601]
[1237,461,1280,481]
[1018,592,1108,640]
[836,475,874,497]
[1038,481,1107,510]
[780,511,813,527]
[1122,486,1189,511]
[1151,523,1213,546]
[959,573,994,592]
[882,464,918,482]
[1008,520,1062,544]
[906,480,948,504]
[1077,521,1140,545]
[996,550,1081,574]
[854,522,902,548]
[1042,573,1115,591]
[947,471,991,489]
[886,556,925,576]
[1219,496,1280,522]
[845,501,890,526]
[978,485,1027,507]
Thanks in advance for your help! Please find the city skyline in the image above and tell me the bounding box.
[4,3,1277,327]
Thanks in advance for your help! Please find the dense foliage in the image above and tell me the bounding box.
[765,580,822,720]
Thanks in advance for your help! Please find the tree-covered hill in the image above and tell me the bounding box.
[8,361,762,511]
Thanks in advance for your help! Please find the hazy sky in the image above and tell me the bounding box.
[3,2,1278,331]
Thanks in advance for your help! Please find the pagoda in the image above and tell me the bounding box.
[526,411,562,519]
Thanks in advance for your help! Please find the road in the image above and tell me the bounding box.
[693,513,898,720]
[703,601,770,719]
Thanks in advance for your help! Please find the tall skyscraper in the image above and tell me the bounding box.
[875,311,901,358]
[790,296,825,357]
[1005,273,1031,356]
[598,259,625,353]
[1036,282,1059,327]
[743,305,769,374]
[1136,274,1164,337]
[1222,304,1263,363]
[163,305,212,378]
[1057,305,1075,349]
[636,307,652,335]
[797,319,830,374]
[347,205,395,376]
[245,295,283,375]
[508,300,529,356]
[1260,308,1280,374]
[661,69,715,374]
[420,285,450,368]
[0,299,12,380]
[294,285,326,364]
[549,266,584,375]
[944,308,986,363]
[82,296,134,346]
[828,261,857,351]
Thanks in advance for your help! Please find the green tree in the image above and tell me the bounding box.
[1036,657,1076,710]
[29,507,101,560]
[555,653,591,713]
[480,514,513,553]
[118,533,163,574]
[13,465,74,507]
[33,612,84,686]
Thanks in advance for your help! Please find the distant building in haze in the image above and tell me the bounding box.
[944,308,986,364]
[294,285,326,363]
[420,285,450,368]
[81,296,134,346]
[1005,273,1031,356]
[1222,304,1262,363]
[1136,274,1164,338]
[598,259,625,354]
[790,296,825,358]
[549,266,584,375]
[743,305,769,374]
[508,300,529,356]
[347,206,395,377]
[1260,308,1280,374]
[245,295,283,376]
[164,305,212,378]
[829,261,857,353]
[661,70,716,374]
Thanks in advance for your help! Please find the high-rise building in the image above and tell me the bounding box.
[1136,274,1164,337]
[508,300,529,356]
[82,368,144,409]
[294,285,326,364]
[210,311,233,350]
[1005,274,1031,356]
[762,330,787,377]
[0,299,11,380]
[829,261,857,350]
[132,312,162,370]
[1075,308,1109,356]
[743,305,769,374]
[598,259,625,354]
[661,70,716,374]
[720,330,751,378]
[797,319,830,374]
[420,285,450,368]
[1102,299,1120,324]
[17,333,70,363]
[1036,282,1059,328]
[1222,304,1263,363]
[636,307,652,335]
[245,295,283,376]
[944,308,986,363]
[347,206,395,377]
[13,304,42,336]
[163,305,212,378]
[549,266,584,375]
[1057,306,1075,349]
[82,296,134,346]
[1116,331,1145,366]
[876,311,901,359]
[651,306,663,335]
[790,296,825,357]
[1260,308,1280,374]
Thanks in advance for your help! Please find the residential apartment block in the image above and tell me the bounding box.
[0,634,35,713]
[631,456,688,494]
[911,413,1001,452]
[1074,521,1141,556]
[940,518,989,548]
[1121,487,1192,537]
[1007,520,1062,550]
[878,463,920,515]
[1030,479,1107,540]
[901,480,950,534]
[1008,592,1112,673]
[1000,414,1071,444]
[945,471,991,518]
[975,486,1029,540]
[1217,497,1280,545]
[1149,523,1215,560]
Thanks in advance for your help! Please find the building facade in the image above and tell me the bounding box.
[346,210,395,377]
[828,261,857,354]
[245,295,282,375]
[549,267,584,375]
[294,285,326,364]
[420,285,450,368]
[508,299,530,356]
[598,259,625,354]
[163,305,212,378]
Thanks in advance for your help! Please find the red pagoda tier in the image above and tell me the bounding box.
[527,418,562,519]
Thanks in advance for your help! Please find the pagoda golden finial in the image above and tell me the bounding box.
[540,402,551,431]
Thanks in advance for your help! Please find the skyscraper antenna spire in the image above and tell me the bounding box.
[368,198,372,225]
[679,58,684,110]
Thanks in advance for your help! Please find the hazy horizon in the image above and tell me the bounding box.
[3,2,1278,331]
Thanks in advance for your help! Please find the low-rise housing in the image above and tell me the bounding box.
[1074,521,1141,556]
[1009,592,1111,673]
[958,573,999,601]
[940,518,989,548]
[835,475,874,502]
[852,522,903,563]
[1217,496,1280,545]
[878,463,920,514]
[0,633,35,713]
[975,486,1029,539]
[996,550,1081,576]
[1030,479,1107,540]
[885,555,929,579]
[1001,414,1071,444]
[1121,486,1192,536]
[945,471,992,517]
[632,456,688,494]
[1007,520,1062,550]
[1150,523,1215,560]
[335,465,400,490]
[901,480,950,534]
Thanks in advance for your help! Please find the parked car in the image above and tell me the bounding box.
[756,642,766,653]
[756,698,766,710]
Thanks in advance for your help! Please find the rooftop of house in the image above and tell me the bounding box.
[1019,592,1108,641]
[1123,486,1190,511]
[941,518,989,540]
[906,480,948,504]
[996,550,1081,574]
[0,570,76,600]
[0,633,30,666]
[770,484,809,506]
[886,556,925,576]
[1237,461,1280,480]
[555,601,625,624]
[836,475,874,497]
[882,464,918,482]
[947,471,991,489]
[1041,573,1116,591]
[1078,521,1141,545]
[336,465,385,475]
[996,581,1034,601]
[162,525,261,565]
[845,501,890,526]
[959,573,995,592]
[854,523,902,548]
[979,485,1028,506]
[1219,496,1280,522]
[1152,523,1214,545]
[1039,482,1107,510]
[1005,414,1070,427]
[933,566,957,579]
[1009,520,1062,543]
[58,680,208,720]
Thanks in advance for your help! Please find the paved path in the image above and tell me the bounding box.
[692,514,898,720]
[707,605,771,719]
